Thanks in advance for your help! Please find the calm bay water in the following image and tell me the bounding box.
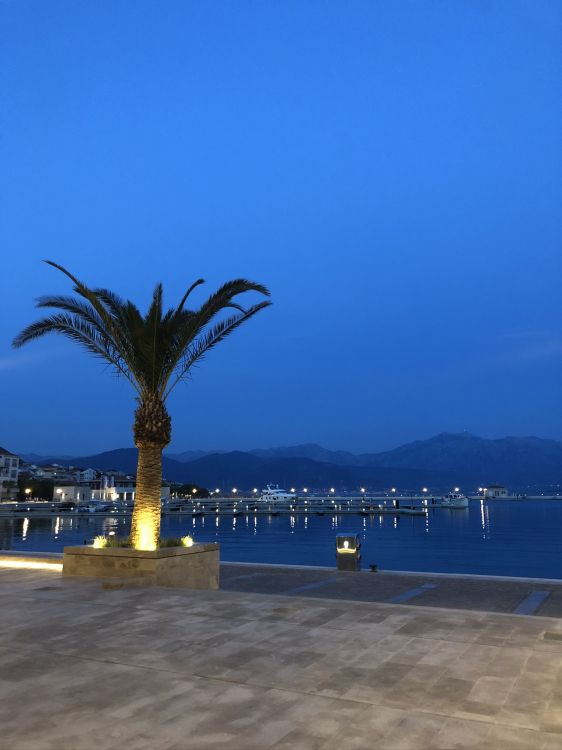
[3,499,562,578]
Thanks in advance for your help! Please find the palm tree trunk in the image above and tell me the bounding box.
[130,444,163,550]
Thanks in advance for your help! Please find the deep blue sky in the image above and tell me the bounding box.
[1,1,562,456]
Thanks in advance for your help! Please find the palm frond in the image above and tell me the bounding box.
[163,300,271,399]
[15,263,271,402]
[13,313,138,390]
[176,278,205,313]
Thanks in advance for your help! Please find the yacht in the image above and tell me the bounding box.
[441,492,469,509]
[260,484,297,502]
[87,500,113,513]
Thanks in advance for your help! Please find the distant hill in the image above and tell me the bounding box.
[249,443,359,466]
[166,450,215,462]
[33,447,462,490]
[366,432,562,483]
[32,448,192,483]
[26,432,562,490]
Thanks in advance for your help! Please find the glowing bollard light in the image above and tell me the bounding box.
[335,534,361,571]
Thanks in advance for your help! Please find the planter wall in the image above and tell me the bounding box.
[62,543,219,589]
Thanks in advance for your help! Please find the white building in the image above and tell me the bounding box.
[484,485,508,499]
[91,474,170,503]
[53,485,93,504]
[34,464,74,482]
[0,447,20,501]
[73,467,99,484]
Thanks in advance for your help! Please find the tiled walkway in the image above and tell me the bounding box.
[2,568,562,749]
[222,563,562,617]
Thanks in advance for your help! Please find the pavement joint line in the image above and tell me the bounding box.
[228,588,562,625]
[190,670,551,735]
[222,560,562,584]
[388,583,439,604]
[281,576,341,595]
[513,590,551,616]
[7,571,562,624]
[220,572,268,583]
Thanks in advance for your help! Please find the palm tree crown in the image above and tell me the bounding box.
[13,261,271,403]
[14,260,271,549]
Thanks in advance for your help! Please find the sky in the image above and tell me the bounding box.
[1,0,562,456]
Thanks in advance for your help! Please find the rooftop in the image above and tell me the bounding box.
[1,564,562,748]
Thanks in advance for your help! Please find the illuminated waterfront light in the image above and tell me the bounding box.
[0,559,63,572]
[330,488,335,493]
[232,488,238,494]
[253,488,258,493]
[24,488,31,496]
[422,487,428,493]
[454,487,460,492]
[290,488,296,493]
[360,488,366,493]
[133,514,158,551]
[391,488,396,493]
[303,488,308,493]
[181,535,194,547]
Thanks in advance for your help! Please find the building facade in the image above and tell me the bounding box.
[0,447,20,501]
[54,473,170,505]
[53,485,93,504]
[484,485,508,499]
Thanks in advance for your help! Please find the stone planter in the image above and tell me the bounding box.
[62,543,219,589]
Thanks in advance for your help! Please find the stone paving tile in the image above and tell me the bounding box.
[2,569,562,749]
[221,563,562,617]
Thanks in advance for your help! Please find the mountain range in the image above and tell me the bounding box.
[21,432,562,491]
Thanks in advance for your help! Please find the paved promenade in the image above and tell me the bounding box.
[222,563,562,617]
[2,566,562,749]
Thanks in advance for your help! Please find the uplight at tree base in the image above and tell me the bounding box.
[132,517,158,551]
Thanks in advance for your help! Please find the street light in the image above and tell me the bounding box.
[454,487,460,492]
[290,488,296,493]
[391,487,396,493]
[253,488,258,494]
[303,488,308,493]
[24,488,31,496]
[330,488,335,494]
[232,488,238,495]
[422,487,428,493]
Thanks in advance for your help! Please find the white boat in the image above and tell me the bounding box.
[260,484,297,502]
[87,501,112,513]
[441,492,469,509]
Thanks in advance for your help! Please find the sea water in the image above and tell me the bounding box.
[3,499,562,578]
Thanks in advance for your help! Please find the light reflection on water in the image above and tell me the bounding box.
[3,500,562,578]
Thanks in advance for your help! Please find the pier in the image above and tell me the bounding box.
[0,495,435,519]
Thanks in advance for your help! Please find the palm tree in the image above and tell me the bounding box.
[13,261,271,550]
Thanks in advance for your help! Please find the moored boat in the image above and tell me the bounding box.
[441,492,469,509]
[260,484,297,502]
